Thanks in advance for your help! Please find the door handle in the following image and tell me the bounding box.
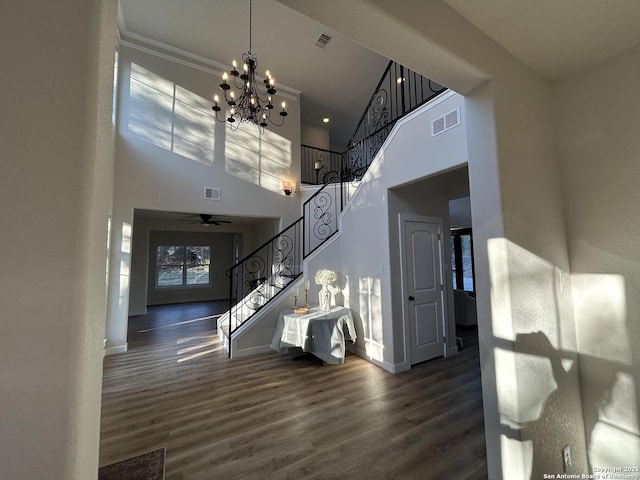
[408,296,415,301]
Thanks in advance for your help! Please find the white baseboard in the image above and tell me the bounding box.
[104,343,128,355]
[351,346,409,374]
[128,308,147,316]
[446,345,459,357]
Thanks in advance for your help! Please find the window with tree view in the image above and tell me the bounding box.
[156,245,211,287]
[450,228,474,291]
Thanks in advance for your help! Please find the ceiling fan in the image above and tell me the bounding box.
[182,214,232,226]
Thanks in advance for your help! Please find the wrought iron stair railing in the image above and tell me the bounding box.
[222,60,447,356]
[222,218,303,339]
[302,60,446,255]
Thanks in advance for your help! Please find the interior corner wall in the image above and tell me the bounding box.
[464,71,588,477]
[0,1,117,479]
[105,42,302,352]
[462,82,509,479]
[554,44,640,467]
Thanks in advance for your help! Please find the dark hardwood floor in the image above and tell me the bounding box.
[100,301,487,479]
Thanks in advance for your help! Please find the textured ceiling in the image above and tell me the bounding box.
[443,0,640,80]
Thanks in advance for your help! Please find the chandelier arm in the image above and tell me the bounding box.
[227,76,272,103]
[212,109,229,124]
[266,112,287,127]
[251,88,273,102]
[231,75,246,90]
[220,90,238,108]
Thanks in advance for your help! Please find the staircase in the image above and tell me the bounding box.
[218,60,447,356]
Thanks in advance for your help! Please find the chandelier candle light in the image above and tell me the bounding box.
[212,0,287,132]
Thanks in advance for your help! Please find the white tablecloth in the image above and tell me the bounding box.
[271,306,356,364]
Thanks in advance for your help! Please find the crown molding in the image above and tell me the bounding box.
[117,27,301,101]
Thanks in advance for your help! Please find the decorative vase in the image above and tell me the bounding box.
[318,284,331,312]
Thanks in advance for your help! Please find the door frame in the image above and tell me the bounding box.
[398,213,448,367]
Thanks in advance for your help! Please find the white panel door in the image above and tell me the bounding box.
[402,218,445,365]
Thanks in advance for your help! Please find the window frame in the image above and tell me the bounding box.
[450,227,475,292]
[155,244,211,289]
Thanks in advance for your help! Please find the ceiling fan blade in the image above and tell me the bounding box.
[177,213,231,225]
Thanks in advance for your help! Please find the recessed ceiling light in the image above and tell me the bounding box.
[322,117,330,124]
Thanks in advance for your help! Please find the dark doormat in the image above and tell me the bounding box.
[98,447,165,480]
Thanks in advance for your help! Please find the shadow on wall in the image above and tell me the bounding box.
[224,125,292,194]
[359,276,384,363]
[124,62,292,193]
[487,238,639,479]
[118,221,132,310]
[572,274,639,470]
[126,63,215,165]
[311,269,385,364]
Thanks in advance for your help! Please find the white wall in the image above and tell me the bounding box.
[332,92,468,372]
[555,44,640,468]
[301,123,330,149]
[105,43,302,352]
[449,195,472,229]
[0,1,117,478]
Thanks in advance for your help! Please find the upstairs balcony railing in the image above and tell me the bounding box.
[301,145,342,185]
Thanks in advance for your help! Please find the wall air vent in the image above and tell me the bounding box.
[315,32,332,48]
[432,117,446,136]
[204,187,221,201]
[431,107,461,137]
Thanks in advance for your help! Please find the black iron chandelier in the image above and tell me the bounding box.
[212,0,287,132]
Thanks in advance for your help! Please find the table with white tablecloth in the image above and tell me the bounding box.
[271,306,356,364]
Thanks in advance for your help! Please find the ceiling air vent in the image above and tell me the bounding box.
[204,187,221,201]
[431,107,461,137]
[315,32,332,48]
